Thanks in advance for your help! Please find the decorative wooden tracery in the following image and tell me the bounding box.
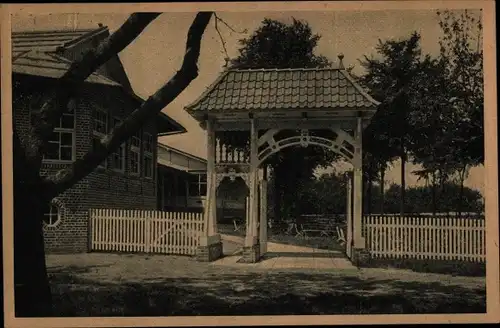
[257,128,357,166]
[214,164,251,189]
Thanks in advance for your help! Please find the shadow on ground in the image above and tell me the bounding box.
[262,252,345,259]
[46,265,486,317]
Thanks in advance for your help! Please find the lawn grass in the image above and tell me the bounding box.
[44,253,486,317]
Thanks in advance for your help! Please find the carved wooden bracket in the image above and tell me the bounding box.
[214,164,251,189]
[256,128,359,166]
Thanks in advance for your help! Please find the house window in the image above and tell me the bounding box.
[43,101,76,162]
[43,199,63,227]
[93,108,108,168]
[109,118,126,172]
[143,132,154,179]
[129,129,141,175]
[189,173,207,197]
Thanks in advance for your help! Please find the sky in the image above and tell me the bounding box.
[11,9,485,195]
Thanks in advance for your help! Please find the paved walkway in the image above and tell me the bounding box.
[212,234,357,271]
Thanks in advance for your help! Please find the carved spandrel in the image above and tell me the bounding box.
[215,163,250,174]
[213,164,251,189]
[214,172,251,189]
[215,173,225,189]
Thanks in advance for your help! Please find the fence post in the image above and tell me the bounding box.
[145,211,151,253]
[88,209,93,252]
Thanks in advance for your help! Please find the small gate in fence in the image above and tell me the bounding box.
[89,209,204,255]
[363,215,486,262]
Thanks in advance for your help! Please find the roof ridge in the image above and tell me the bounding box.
[12,26,109,55]
[339,70,381,106]
[62,26,108,48]
[12,27,104,36]
[227,67,341,73]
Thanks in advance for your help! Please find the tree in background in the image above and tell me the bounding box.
[231,18,330,69]
[297,174,484,216]
[381,183,484,214]
[407,55,455,214]
[13,12,213,316]
[437,9,484,215]
[229,18,339,223]
[407,9,483,215]
[299,171,347,214]
[358,32,423,215]
[361,122,397,215]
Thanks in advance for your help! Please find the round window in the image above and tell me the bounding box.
[42,198,65,227]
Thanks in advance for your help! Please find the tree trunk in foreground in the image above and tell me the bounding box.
[457,164,468,217]
[366,174,373,215]
[14,186,52,317]
[400,151,406,216]
[380,166,385,214]
[431,175,438,215]
[13,12,213,317]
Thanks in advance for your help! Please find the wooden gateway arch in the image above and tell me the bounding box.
[186,59,380,264]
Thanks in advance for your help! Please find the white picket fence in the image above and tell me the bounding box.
[363,215,486,262]
[89,209,204,255]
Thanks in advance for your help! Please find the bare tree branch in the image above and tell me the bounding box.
[213,13,247,66]
[214,14,247,34]
[214,14,230,63]
[43,12,214,198]
[25,13,161,169]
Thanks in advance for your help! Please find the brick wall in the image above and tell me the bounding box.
[13,75,158,253]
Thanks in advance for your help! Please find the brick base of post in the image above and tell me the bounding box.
[195,234,223,262]
[195,242,223,262]
[238,243,260,263]
[351,247,370,267]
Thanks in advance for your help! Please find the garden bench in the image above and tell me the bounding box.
[233,218,273,232]
[295,221,337,239]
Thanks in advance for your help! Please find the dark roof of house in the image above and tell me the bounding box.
[157,142,207,163]
[185,67,380,113]
[12,27,108,57]
[13,51,121,86]
[12,27,186,136]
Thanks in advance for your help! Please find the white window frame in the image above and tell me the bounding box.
[143,132,154,179]
[93,107,108,169]
[188,172,207,197]
[43,198,64,227]
[42,100,76,163]
[129,129,142,176]
[109,118,126,173]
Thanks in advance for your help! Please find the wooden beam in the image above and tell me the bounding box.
[214,119,357,131]
[353,116,364,249]
[205,118,217,236]
[346,172,353,258]
[246,117,259,247]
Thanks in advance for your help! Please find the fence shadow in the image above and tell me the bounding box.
[362,258,486,277]
[262,251,346,259]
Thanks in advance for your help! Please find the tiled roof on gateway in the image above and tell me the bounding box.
[185,68,380,113]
